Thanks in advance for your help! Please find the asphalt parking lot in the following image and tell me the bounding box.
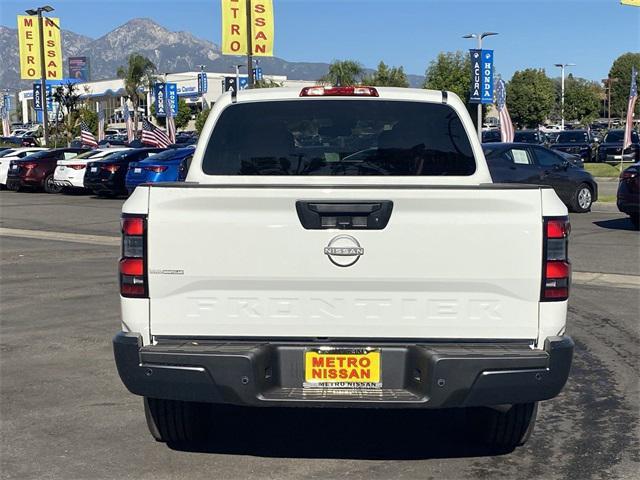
[1,190,639,480]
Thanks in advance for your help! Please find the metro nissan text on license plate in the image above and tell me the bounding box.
[304,348,381,389]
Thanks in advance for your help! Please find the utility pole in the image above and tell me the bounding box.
[25,5,55,146]
[554,63,575,131]
[245,0,254,88]
[463,32,498,142]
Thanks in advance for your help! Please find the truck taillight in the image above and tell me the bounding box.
[120,215,147,298]
[299,86,379,97]
[542,217,571,301]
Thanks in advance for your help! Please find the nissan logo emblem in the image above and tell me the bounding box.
[324,235,364,267]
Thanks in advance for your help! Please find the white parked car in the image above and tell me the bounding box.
[114,86,573,451]
[54,147,130,190]
[0,147,47,188]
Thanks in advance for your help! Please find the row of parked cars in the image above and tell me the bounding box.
[483,128,640,164]
[0,145,194,197]
[0,139,637,226]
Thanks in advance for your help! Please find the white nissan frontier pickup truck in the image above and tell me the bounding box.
[113,86,573,451]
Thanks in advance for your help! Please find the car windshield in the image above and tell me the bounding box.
[202,100,476,176]
[514,131,538,142]
[557,132,588,143]
[604,131,638,143]
[20,150,56,159]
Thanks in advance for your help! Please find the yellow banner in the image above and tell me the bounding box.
[221,0,273,56]
[251,0,274,57]
[17,15,63,80]
[621,0,640,5]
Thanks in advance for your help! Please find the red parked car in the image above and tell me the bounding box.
[617,162,639,229]
[6,148,89,193]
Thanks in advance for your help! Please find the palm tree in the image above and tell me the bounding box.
[117,54,156,133]
[319,60,364,86]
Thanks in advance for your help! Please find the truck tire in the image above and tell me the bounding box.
[471,402,538,451]
[144,397,210,444]
[569,183,593,213]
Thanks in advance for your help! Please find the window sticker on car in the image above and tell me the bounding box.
[512,149,531,165]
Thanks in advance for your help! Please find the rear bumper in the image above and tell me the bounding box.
[113,332,573,408]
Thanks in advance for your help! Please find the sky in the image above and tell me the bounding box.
[1,0,639,82]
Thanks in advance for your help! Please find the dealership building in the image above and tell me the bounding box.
[17,71,315,127]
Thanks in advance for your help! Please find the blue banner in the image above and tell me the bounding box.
[154,83,167,117]
[480,50,494,105]
[33,84,43,110]
[198,73,208,94]
[166,83,178,115]
[469,49,482,104]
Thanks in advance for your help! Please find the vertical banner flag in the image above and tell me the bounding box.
[469,49,482,103]
[166,83,178,118]
[97,104,105,142]
[496,78,514,143]
[481,50,494,104]
[17,15,63,80]
[154,83,167,117]
[123,102,134,143]
[221,0,274,56]
[68,57,90,82]
[623,67,638,151]
[198,73,208,94]
[33,83,43,110]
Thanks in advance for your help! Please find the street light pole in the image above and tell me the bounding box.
[463,32,498,142]
[245,0,254,89]
[554,63,575,131]
[26,5,55,146]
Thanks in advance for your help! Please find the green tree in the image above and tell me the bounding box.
[117,54,156,133]
[174,99,192,130]
[608,52,640,118]
[423,51,470,102]
[319,60,364,86]
[508,69,556,128]
[195,108,209,135]
[362,61,409,87]
[563,75,603,125]
[423,51,486,123]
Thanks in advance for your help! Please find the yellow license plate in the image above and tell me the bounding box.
[304,349,381,388]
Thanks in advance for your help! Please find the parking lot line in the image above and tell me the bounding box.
[572,271,640,290]
[0,227,119,246]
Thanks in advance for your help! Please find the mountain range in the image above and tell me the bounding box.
[0,18,424,91]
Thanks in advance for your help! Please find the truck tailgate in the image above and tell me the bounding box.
[147,186,543,340]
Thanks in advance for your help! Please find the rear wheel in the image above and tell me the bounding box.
[44,174,62,194]
[570,183,593,213]
[144,397,211,444]
[469,402,538,452]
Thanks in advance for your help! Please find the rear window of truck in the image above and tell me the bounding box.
[202,100,476,176]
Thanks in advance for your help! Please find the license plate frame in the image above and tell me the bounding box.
[303,347,382,389]
[90,167,98,172]
[134,168,142,174]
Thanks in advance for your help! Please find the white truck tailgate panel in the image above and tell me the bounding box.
[147,186,542,339]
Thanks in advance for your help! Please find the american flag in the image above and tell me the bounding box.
[141,118,170,148]
[80,120,98,148]
[496,78,514,143]
[166,98,176,145]
[623,66,638,151]
[97,105,105,142]
[123,103,134,143]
